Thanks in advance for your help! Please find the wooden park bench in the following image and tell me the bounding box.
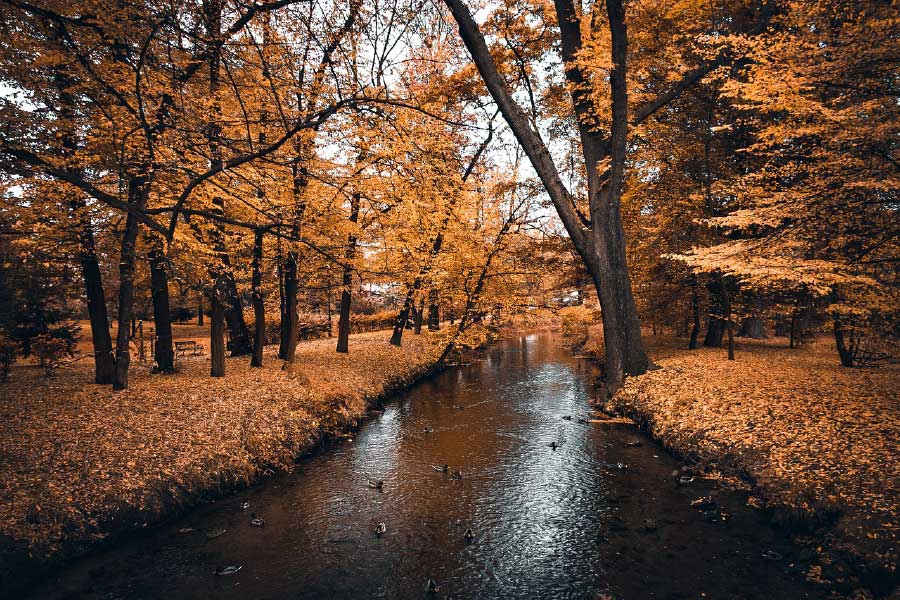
[174,340,204,357]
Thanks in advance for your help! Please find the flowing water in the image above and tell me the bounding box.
[26,331,825,599]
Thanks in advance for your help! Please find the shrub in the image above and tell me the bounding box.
[0,334,17,382]
[31,334,71,377]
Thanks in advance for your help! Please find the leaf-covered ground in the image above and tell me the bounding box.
[614,335,900,585]
[0,330,440,561]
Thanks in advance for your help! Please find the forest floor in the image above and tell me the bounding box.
[610,332,900,595]
[0,329,441,591]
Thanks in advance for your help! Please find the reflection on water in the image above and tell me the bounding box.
[26,331,824,599]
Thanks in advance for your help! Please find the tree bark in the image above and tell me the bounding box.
[723,279,735,360]
[197,293,204,326]
[251,229,265,367]
[739,316,766,338]
[210,292,225,376]
[428,289,439,331]
[205,0,251,358]
[703,275,726,347]
[336,193,360,354]
[789,307,798,348]
[413,301,424,334]
[833,316,855,367]
[148,238,174,372]
[389,291,414,346]
[113,175,148,390]
[688,275,701,350]
[71,197,116,383]
[280,251,300,360]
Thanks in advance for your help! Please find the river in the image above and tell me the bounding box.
[25,331,824,599]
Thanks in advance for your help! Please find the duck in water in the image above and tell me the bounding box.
[450,470,462,480]
[425,578,440,594]
[368,478,384,490]
[214,565,242,576]
[549,441,559,451]
[432,464,449,472]
[250,513,265,527]
[464,527,475,541]
[375,522,387,536]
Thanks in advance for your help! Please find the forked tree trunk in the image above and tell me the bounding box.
[833,317,855,367]
[251,229,265,367]
[148,239,174,372]
[336,193,360,354]
[444,0,651,394]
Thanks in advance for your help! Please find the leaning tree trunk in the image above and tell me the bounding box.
[336,193,360,354]
[250,229,265,367]
[389,291,414,347]
[71,197,116,384]
[443,0,650,395]
[148,238,175,372]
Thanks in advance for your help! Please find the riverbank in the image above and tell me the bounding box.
[608,334,899,596]
[0,330,442,594]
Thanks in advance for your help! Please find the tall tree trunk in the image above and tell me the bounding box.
[148,238,174,372]
[210,291,225,376]
[413,301,424,334]
[723,279,735,360]
[205,0,251,358]
[336,193,360,354]
[789,307,799,348]
[251,229,265,367]
[70,197,115,383]
[54,35,115,384]
[704,275,726,347]
[113,175,148,390]
[197,293,204,326]
[428,289,440,331]
[280,251,300,361]
[688,275,701,350]
[739,316,766,339]
[833,316,855,367]
[443,0,650,395]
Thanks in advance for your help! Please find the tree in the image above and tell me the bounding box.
[441,0,770,391]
